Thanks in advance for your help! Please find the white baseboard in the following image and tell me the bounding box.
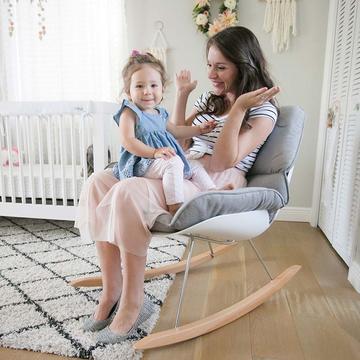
[276,206,312,223]
[348,262,360,294]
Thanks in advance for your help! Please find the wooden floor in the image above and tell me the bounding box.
[1,222,360,360]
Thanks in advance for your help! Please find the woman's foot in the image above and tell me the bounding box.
[168,203,182,216]
[96,296,155,344]
[93,296,120,321]
[108,293,144,334]
[83,295,121,332]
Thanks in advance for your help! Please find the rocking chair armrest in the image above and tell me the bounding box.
[167,187,285,231]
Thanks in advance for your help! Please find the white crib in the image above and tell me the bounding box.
[0,101,119,220]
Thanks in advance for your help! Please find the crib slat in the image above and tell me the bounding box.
[59,115,67,206]
[54,116,60,166]
[37,116,46,204]
[70,114,77,205]
[46,117,56,205]
[15,116,26,204]
[0,116,6,203]
[93,112,107,172]
[26,115,36,204]
[5,116,16,203]
[80,113,88,180]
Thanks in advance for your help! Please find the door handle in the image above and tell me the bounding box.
[327,108,335,128]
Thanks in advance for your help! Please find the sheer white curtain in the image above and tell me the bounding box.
[0,0,127,101]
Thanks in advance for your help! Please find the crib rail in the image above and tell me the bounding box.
[0,101,119,220]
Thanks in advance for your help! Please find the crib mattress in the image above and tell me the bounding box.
[0,164,85,200]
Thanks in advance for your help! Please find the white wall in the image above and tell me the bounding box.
[125,0,329,209]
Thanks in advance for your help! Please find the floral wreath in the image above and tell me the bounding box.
[192,0,238,37]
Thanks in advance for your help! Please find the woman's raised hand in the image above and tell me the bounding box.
[175,70,198,95]
[198,119,217,134]
[235,86,280,112]
[153,147,176,159]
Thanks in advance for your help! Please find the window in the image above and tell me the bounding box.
[0,0,127,101]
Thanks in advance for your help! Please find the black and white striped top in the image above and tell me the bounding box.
[191,92,278,173]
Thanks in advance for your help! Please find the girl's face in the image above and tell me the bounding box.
[129,65,163,112]
[207,45,238,97]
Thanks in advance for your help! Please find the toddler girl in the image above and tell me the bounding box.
[112,52,230,215]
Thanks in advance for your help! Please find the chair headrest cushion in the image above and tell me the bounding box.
[249,106,305,175]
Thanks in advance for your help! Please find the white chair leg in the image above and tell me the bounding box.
[175,234,195,327]
[249,238,273,280]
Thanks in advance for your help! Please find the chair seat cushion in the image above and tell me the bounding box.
[152,187,285,232]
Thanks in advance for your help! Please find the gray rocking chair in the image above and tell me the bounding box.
[71,105,305,350]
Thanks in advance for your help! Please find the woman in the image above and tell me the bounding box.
[75,26,280,344]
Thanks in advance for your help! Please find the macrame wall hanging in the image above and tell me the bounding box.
[146,21,168,69]
[4,0,47,39]
[263,0,297,53]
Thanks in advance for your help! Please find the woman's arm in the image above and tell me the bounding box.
[170,70,197,126]
[184,109,198,126]
[209,87,280,172]
[166,120,215,139]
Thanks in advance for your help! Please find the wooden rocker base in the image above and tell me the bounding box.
[134,265,301,350]
[69,244,236,288]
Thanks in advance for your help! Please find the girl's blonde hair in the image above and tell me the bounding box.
[122,52,167,96]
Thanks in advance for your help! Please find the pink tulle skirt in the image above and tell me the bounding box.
[75,160,247,257]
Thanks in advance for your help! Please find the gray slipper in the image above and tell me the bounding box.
[96,296,155,344]
[83,298,120,332]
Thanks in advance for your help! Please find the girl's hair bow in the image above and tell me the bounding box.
[131,49,141,57]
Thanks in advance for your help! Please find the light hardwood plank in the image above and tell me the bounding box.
[251,222,360,360]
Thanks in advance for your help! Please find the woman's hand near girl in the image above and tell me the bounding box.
[160,119,216,159]
[198,120,216,134]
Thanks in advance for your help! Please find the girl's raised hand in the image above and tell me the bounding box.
[153,147,176,159]
[235,86,280,112]
[198,119,217,134]
[175,70,198,95]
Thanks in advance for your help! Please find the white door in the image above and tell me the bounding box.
[318,0,359,265]
[347,7,360,290]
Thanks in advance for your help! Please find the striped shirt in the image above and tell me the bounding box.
[191,92,278,173]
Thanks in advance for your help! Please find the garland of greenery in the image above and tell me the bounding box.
[192,0,238,37]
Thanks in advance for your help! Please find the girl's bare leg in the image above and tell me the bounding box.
[109,251,147,334]
[93,241,123,320]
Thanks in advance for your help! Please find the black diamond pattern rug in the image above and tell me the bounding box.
[0,216,188,359]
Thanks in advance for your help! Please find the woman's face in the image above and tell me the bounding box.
[207,45,238,96]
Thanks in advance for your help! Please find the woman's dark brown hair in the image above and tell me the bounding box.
[204,26,276,117]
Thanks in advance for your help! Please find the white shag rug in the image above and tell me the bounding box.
[0,217,188,359]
